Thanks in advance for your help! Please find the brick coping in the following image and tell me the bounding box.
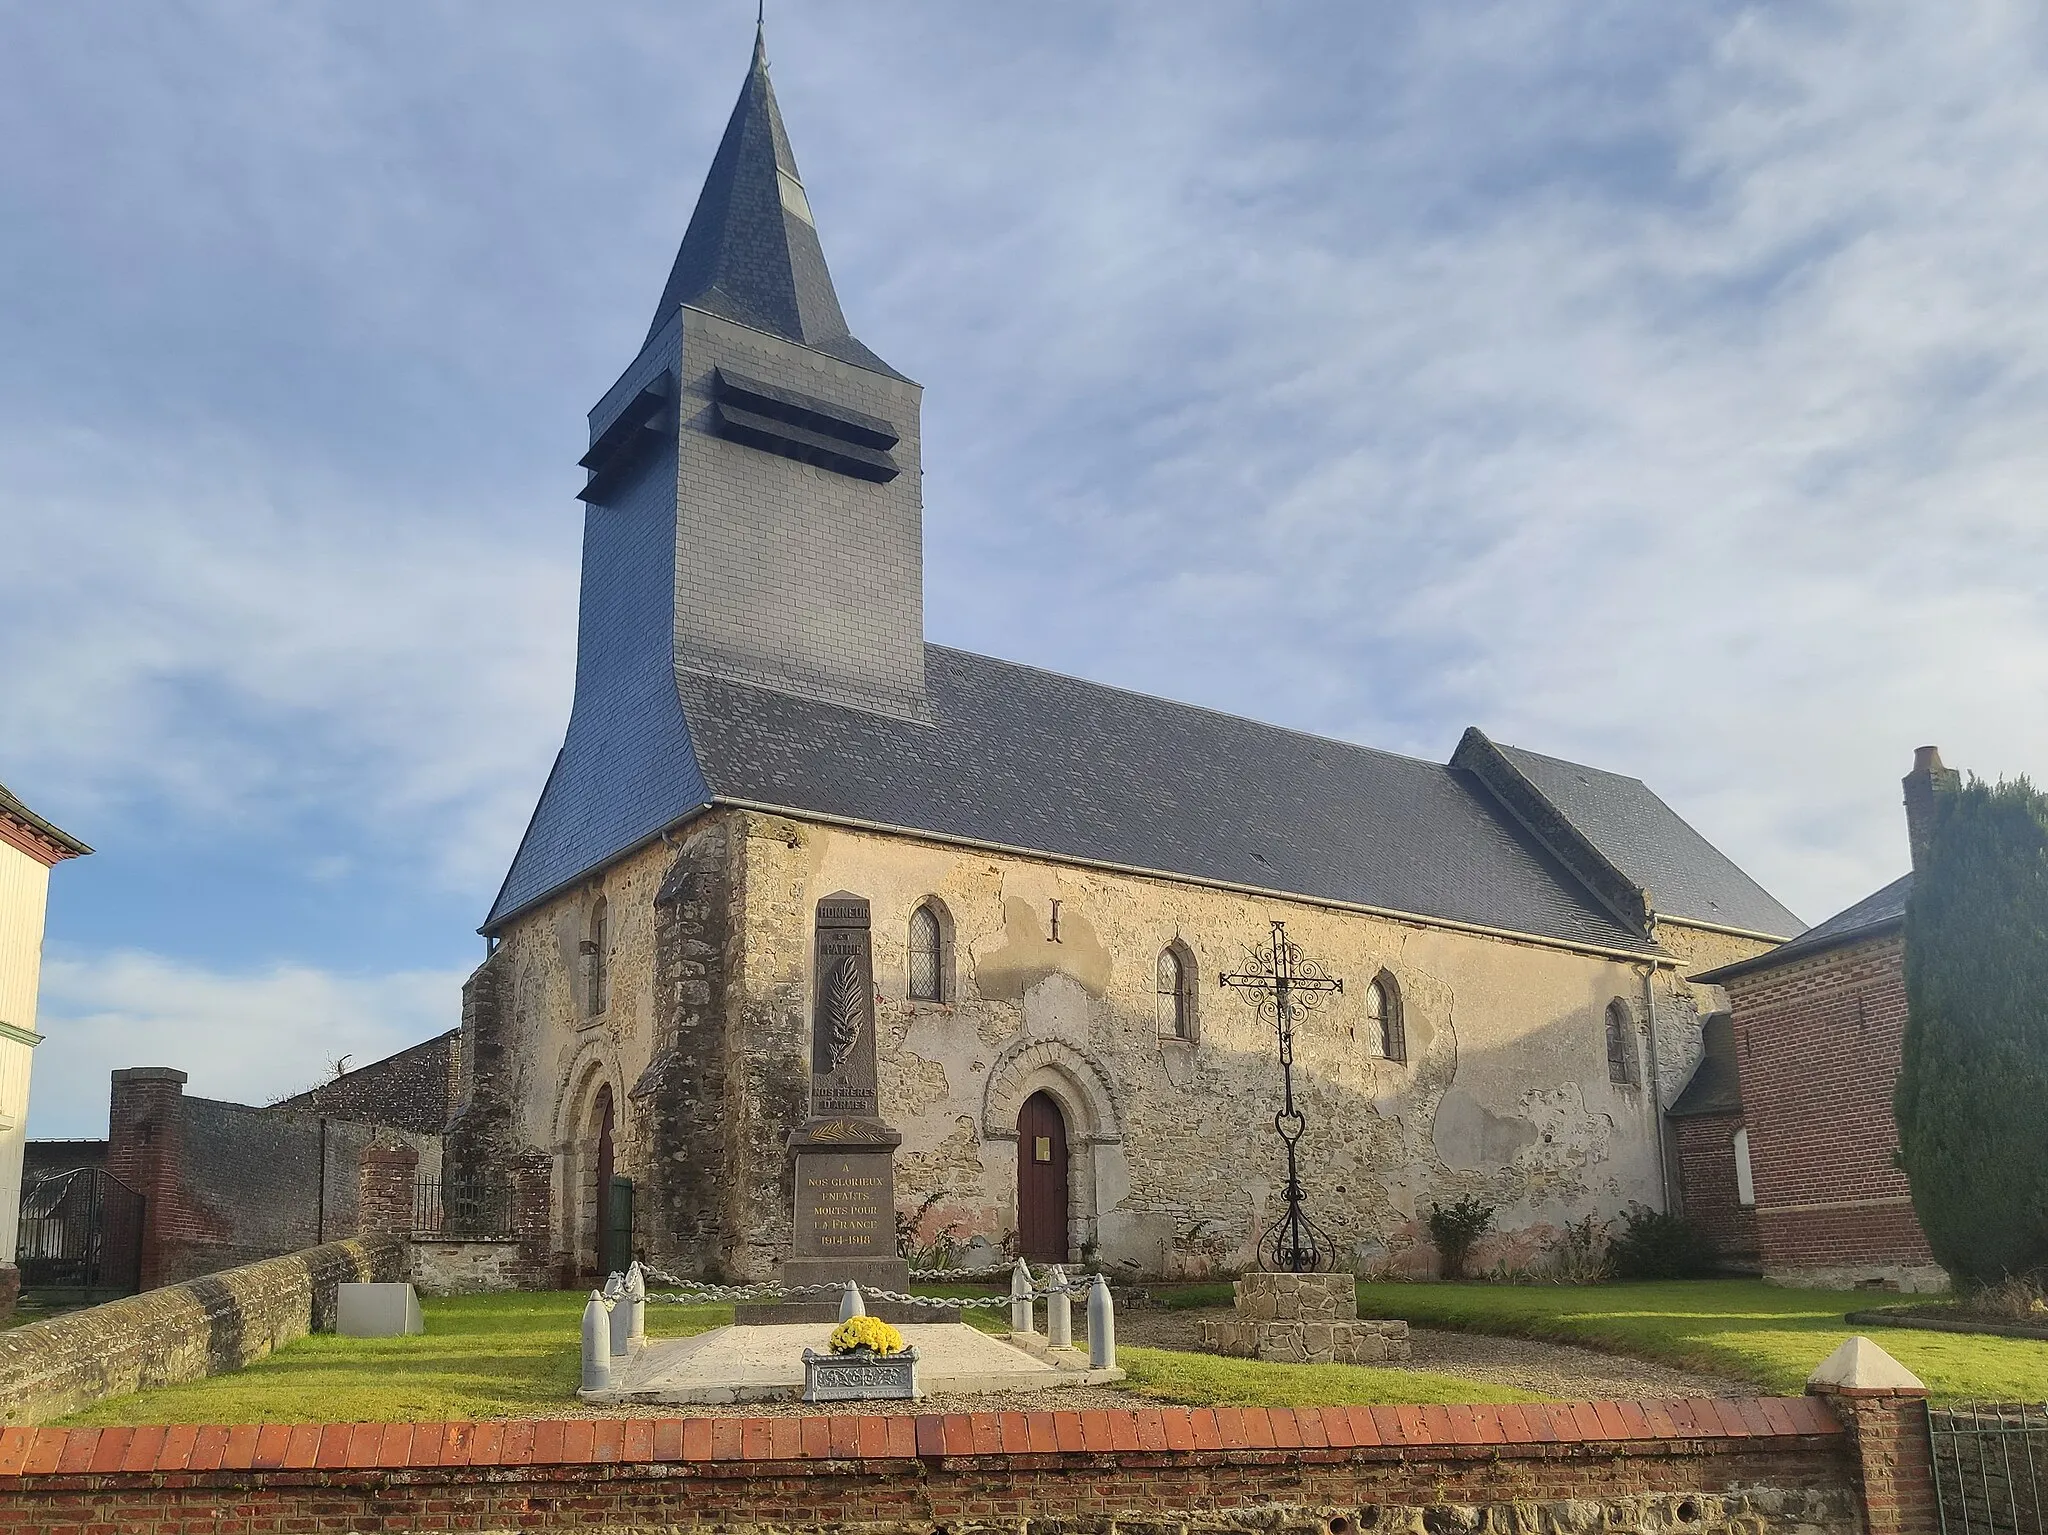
[0,1397,1840,1479]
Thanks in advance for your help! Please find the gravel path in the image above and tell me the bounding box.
[1114,1306,1748,1400]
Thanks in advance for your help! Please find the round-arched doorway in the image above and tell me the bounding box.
[1016,1091,1070,1262]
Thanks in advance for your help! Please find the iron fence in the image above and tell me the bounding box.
[1931,1402,2048,1535]
[412,1174,514,1240]
[16,1168,145,1296]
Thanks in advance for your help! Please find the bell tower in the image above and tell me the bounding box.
[487,27,924,927]
[586,25,925,720]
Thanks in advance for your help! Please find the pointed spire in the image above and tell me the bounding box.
[643,30,893,374]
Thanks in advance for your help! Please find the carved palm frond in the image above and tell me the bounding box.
[826,955,865,1071]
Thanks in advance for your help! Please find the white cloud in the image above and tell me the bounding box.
[26,949,468,1138]
[3,0,2047,950]
[0,423,575,891]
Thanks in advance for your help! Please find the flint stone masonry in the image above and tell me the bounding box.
[0,1236,402,1426]
[1200,1269,1412,1365]
[0,1395,1868,1535]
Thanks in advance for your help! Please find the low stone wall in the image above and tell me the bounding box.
[0,1395,1882,1535]
[0,1237,403,1426]
[408,1238,522,1295]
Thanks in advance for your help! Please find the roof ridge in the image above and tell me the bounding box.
[1495,739,1649,790]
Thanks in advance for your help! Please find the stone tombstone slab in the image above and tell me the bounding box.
[336,1282,424,1338]
[810,893,878,1119]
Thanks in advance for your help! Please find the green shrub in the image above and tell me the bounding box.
[1606,1207,1717,1279]
[1898,775,2048,1284]
[1427,1197,1496,1280]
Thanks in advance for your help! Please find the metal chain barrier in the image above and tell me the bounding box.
[582,1260,1119,1390]
[638,1262,1099,1309]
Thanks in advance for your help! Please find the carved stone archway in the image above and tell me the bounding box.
[552,1036,623,1280]
[981,1037,1124,1262]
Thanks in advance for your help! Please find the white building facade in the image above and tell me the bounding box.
[0,782,90,1317]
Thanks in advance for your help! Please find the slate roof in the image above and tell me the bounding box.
[641,28,903,380]
[483,33,1800,954]
[1490,744,1803,937]
[1667,1012,1743,1118]
[496,647,1659,952]
[1692,872,1910,986]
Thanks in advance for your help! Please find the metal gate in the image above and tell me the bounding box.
[1931,1402,2048,1535]
[16,1168,145,1297]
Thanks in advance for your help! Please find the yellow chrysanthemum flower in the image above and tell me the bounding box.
[828,1315,906,1355]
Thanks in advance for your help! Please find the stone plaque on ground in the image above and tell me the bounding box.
[741,892,927,1321]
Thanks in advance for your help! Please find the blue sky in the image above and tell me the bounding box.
[6,2,2046,1135]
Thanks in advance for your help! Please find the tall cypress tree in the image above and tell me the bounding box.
[1896,775,2048,1284]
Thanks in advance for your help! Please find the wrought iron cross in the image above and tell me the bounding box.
[1220,920,1344,1273]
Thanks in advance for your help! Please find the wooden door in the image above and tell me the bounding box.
[593,1085,615,1276]
[1016,1091,1070,1262]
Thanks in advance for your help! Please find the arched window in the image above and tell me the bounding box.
[1366,972,1405,1062]
[584,896,609,1017]
[1605,998,1636,1086]
[1156,944,1194,1040]
[908,901,944,1002]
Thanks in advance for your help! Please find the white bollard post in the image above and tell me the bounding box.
[1010,1258,1035,1336]
[625,1261,646,1352]
[1087,1274,1115,1370]
[581,1291,613,1393]
[838,1280,866,1321]
[1046,1265,1072,1348]
[607,1272,632,1357]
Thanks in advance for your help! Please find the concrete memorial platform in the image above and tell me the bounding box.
[579,1322,1123,1406]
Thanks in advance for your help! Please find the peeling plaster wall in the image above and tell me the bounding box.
[727,815,1778,1279]
[474,811,1779,1281]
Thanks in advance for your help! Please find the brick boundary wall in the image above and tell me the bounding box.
[0,1237,404,1427]
[0,1392,1942,1535]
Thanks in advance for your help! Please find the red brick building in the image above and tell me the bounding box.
[1682,750,1953,1292]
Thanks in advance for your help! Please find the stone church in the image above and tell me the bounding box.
[446,31,1804,1285]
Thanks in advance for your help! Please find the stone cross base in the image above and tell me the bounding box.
[1197,1270,1411,1365]
[1199,1315,1410,1364]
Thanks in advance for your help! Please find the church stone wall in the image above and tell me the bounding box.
[723,813,1774,1279]
[452,826,687,1283]
[465,810,1779,1283]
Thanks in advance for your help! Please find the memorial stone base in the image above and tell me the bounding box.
[1198,1271,1411,1365]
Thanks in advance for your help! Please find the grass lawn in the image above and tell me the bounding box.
[58,1287,1540,1424]
[1153,1279,2048,1402]
[58,1292,732,1426]
[1116,1348,1540,1407]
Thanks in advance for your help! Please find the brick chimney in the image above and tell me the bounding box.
[1902,746,1960,872]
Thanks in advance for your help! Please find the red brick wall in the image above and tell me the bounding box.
[0,1398,1867,1535]
[1673,1111,1758,1260]
[1725,933,1938,1281]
